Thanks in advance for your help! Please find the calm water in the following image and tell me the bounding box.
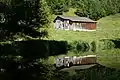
[60,48,120,80]
[96,48,120,69]
[69,39,120,69]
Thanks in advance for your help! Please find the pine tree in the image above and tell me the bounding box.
[39,0,51,27]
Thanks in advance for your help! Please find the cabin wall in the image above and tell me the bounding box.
[81,22,96,30]
[63,20,69,30]
[54,18,64,29]
[63,20,73,30]
[72,22,96,30]
[54,18,96,30]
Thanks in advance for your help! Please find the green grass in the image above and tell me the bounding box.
[46,13,120,42]
[43,13,120,69]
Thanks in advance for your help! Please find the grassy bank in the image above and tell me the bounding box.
[47,13,120,42]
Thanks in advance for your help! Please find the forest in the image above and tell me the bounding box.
[46,0,120,20]
[0,0,120,80]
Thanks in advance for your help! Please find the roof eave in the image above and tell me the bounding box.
[70,20,97,23]
[54,15,97,23]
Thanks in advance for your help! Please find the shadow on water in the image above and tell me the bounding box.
[111,39,120,48]
[0,40,69,80]
[72,63,120,80]
[0,40,69,58]
[53,63,120,80]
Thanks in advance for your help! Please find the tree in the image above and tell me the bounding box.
[0,0,52,80]
[40,0,51,28]
[74,0,120,20]
[46,0,69,15]
[0,0,50,41]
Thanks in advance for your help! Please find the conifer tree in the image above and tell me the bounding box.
[39,0,50,27]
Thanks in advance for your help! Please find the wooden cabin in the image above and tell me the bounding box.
[53,15,97,31]
[55,55,97,68]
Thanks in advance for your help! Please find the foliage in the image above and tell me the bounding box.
[69,41,90,53]
[91,41,96,52]
[0,0,50,41]
[47,0,120,20]
[0,0,54,80]
[99,39,115,50]
[46,0,70,15]
[40,0,51,27]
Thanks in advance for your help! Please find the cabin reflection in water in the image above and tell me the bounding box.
[55,55,97,68]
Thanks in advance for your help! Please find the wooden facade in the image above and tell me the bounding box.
[53,16,97,31]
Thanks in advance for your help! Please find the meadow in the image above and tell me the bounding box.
[47,13,120,42]
[43,13,120,69]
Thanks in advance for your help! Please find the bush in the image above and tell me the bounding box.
[99,39,115,50]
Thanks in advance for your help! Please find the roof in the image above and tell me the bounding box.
[54,15,97,23]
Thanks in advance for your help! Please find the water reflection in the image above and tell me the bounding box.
[97,49,120,69]
[53,39,120,80]
[41,39,120,80]
[65,39,120,69]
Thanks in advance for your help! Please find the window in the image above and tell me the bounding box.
[77,23,79,25]
[79,23,82,29]
[75,23,80,29]
[67,20,69,23]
